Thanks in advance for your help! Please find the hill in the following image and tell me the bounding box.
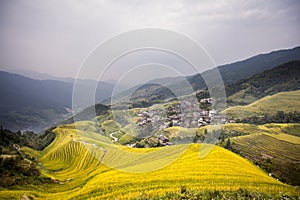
[209,46,300,85]
[226,60,300,105]
[105,46,300,106]
[0,71,114,132]
[0,127,55,152]
[225,90,300,120]
[218,123,300,186]
[0,123,299,199]
[61,103,110,125]
[183,47,300,94]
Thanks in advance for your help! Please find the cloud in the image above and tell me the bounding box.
[0,0,299,83]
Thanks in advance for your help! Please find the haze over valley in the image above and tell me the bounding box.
[0,1,300,199]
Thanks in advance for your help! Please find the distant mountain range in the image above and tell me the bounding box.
[184,46,300,92]
[1,46,300,132]
[72,59,300,123]
[2,69,75,83]
[0,72,115,132]
[106,46,300,107]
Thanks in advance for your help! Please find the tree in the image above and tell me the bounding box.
[220,134,225,142]
[225,138,231,149]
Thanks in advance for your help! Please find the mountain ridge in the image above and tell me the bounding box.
[0,71,115,132]
[226,60,300,105]
[104,46,300,106]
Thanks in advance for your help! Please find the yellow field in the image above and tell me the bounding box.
[1,123,299,199]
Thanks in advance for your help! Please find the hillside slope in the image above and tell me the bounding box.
[105,46,300,106]
[0,124,298,199]
[220,123,300,186]
[225,90,300,119]
[210,46,300,85]
[226,60,300,105]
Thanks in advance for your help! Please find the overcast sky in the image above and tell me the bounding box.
[0,0,300,84]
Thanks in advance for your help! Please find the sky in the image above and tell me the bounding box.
[0,0,300,86]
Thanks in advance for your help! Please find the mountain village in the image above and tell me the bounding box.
[137,98,234,130]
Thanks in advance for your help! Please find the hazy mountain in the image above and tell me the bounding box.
[61,103,110,125]
[226,60,300,105]
[101,76,185,106]
[77,60,300,124]
[2,46,300,131]
[106,46,300,105]
[3,69,75,83]
[183,46,300,92]
[0,71,115,132]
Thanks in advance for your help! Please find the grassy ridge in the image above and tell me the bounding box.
[1,124,299,199]
[226,60,300,106]
[223,123,300,140]
[225,90,300,118]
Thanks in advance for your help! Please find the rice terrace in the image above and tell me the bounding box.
[1,1,300,200]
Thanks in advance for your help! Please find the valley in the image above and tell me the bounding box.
[1,48,300,199]
[1,87,300,199]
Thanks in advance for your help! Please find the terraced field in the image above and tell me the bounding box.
[225,90,300,118]
[230,123,300,186]
[1,123,299,199]
[223,123,300,138]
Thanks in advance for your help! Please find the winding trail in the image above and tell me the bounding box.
[110,131,118,142]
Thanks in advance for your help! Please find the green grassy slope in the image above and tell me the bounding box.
[226,60,300,105]
[225,90,300,119]
[222,123,300,138]
[1,123,299,199]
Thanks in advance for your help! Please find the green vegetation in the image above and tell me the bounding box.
[225,90,300,120]
[235,111,300,124]
[0,127,55,152]
[0,128,56,188]
[281,123,300,136]
[0,154,51,188]
[62,103,109,125]
[0,107,67,133]
[217,123,300,145]
[226,60,300,105]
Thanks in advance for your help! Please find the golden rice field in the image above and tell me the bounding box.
[1,122,299,199]
[228,123,300,187]
[230,123,300,160]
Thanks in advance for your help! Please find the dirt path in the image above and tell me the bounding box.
[110,131,118,142]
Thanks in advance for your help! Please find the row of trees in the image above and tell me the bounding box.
[236,111,300,124]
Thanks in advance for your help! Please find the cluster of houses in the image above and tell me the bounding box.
[137,111,153,126]
[137,98,234,130]
[158,134,173,146]
[200,97,215,104]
